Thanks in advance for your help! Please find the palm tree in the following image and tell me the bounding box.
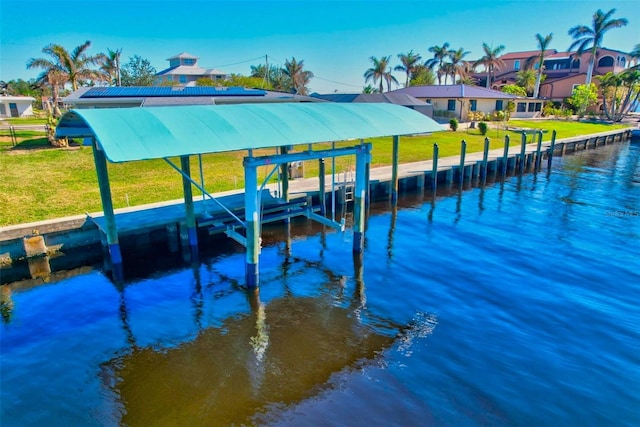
[282,57,314,95]
[27,41,101,93]
[515,69,537,96]
[530,33,553,98]
[629,43,640,70]
[395,50,422,87]
[364,55,397,93]
[98,48,122,86]
[448,48,471,84]
[568,8,628,85]
[425,43,451,85]
[475,43,506,89]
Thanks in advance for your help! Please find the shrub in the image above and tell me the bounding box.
[449,118,458,131]
[478,121,488,135]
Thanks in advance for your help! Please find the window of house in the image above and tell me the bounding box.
[470,100,477,111]
[534,63,539,70]
[495,100,504,110]
[426,99,432,104]
[528,102,535,112]
[447,99,456,111]
[620,57,626,68]
[183,58,196,66]
[517,102,526,112]
[0,104,5,115]
[571,84,580,92]
[514,60,520,70]
[597,56,614,67]
[535,102,542,112]
[179,75,187,84]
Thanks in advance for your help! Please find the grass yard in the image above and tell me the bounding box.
[0,119,630,227]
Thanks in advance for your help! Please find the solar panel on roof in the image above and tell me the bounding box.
[81,86,267,98]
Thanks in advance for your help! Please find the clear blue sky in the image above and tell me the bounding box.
[1,0,638,93]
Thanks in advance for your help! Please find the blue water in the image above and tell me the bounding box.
[1,142,639,426]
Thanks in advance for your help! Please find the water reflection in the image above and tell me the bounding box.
[101,250,401,426]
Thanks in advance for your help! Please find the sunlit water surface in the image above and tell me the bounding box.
[1,142,639,426]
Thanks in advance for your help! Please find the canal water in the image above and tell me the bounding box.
[1,142,639,426]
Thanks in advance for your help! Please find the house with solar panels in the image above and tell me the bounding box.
[154,52,229,86]
[63,86,323,108]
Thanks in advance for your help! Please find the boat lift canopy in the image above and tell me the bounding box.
[56,103,443,285]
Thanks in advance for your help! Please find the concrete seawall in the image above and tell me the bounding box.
[0,128,632,270]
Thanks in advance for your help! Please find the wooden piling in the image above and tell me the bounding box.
[519,132,527,174]
[547,130,557,169]
[481,137,489,183]
[180,155,198,261]
[502,135,510,177]
[432,143,439,189]
[459,140,467,185]
[391,135,399,203]
[535,131,543,171]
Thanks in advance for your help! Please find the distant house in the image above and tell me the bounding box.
[310,92,433,117]
[63,86,322,109]
[391,85,524,121]
[154,52,229,86]
[0,96,35,118]
[473,47,636,103]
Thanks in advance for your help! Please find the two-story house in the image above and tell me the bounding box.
[155,53,229,86]
[472,47,635,102]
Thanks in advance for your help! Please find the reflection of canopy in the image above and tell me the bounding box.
[103,294,397,425]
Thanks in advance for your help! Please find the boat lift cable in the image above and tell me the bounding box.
[164,158,246,227]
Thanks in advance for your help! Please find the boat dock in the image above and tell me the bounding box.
[0,127,632,274]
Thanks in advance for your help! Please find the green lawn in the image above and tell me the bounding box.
[0,120,629,227]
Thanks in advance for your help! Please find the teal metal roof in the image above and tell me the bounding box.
[56,103,443,163]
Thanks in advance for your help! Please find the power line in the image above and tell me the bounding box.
[202,56,265,70]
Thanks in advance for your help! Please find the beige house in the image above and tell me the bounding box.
[154,53,229,86]
[0,96,35,118]
[392,85,524,121]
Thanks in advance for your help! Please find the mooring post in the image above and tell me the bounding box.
[519,132,527,174]
[318,157,326,215]
[353,144,370,253]
[244,156,260,288]
[391,135,399,203]
[92,139,123,280]
[279,146,290,224]
[180,155,199,261]
[458,140,467,185]
[535,131,543,170]
[547,130,557,169]
[432,143,439,190]
[481,137,490,183]
[502,135,510,176]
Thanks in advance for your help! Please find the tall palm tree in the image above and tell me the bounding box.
[364,55,397,93]
[629,43,640,70]
[98,48,122,86]
[448,48,471,84]
[475,43,506,89]
[530,33,553,98]
[282,57,314,95]
[425,43,451,85]
[568,8,628,85]
[395,50,422,87]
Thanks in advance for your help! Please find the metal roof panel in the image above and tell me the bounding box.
[56,103,443,163]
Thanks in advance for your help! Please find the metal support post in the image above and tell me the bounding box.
[353,144,370,253]
[92,140,123,280]
[318,158,326,215]
[244,161,260,288]
[391,135,399,204]
[180,155,198,261]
